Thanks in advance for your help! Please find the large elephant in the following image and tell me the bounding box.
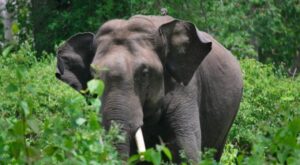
[55,15,243,163]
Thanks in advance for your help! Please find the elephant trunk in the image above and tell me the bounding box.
[100,87,144,159]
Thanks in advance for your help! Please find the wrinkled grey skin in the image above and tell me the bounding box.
[55,15,243,163]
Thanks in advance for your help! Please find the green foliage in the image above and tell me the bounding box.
[0,40,36,67]
[221,59,300,164]
[4,0,32,43]
[128,145,172,165]
[30,0,132,55]
[0,43,122,164]
[7,0,299,68]
[241,118,300,164]
[203,0,299,66]
[129,0,300,67]
[87,79,105,97]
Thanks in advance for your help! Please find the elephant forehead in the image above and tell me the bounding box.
[94,19,162,75]
[93,45,162,76]
[97,19,155,38]
[97,19,128,36]
[91,52,133,81]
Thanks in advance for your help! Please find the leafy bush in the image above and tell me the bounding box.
[221,59,300,164]
[0,43,122,164]
[1,42,299,164]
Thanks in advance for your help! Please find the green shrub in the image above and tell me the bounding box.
[1,43,299,164]
[221,59,300,164]
[0,43,121,164]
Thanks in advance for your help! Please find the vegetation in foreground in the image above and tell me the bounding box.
[0,42,299,164]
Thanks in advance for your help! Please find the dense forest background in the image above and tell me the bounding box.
[0,0,299,164]
[1,0,300,71]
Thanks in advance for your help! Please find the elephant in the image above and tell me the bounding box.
[55,15,243,163]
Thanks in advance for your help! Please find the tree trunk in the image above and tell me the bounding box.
[0,0,14,44]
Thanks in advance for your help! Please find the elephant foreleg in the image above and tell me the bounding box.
[162,93,201,163]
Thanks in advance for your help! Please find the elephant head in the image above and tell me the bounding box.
[55,15,212,159]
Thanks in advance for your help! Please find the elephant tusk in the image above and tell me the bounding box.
[135,127,146,160]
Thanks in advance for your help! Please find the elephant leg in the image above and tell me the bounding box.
[162,91,201,163]
[214,135,227,161]
[199,87,241,161]
[174,132,201,162]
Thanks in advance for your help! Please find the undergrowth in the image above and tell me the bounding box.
[0,42,299,164]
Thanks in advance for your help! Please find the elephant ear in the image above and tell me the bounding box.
[56,32,95,91]
[159,20,212,85]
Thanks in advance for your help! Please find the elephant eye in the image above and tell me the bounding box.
[135,65,150,82]
[134,65,151,101]
[142,67,149,77]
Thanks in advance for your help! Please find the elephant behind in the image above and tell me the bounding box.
[55,15,243,163]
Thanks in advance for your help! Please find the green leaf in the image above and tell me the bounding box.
[9,141,23,159]
[127,154,140,164]
[20,101,30,117]
[76,117,87,126]
[16,67,26,80]
[281,96,295,102]
[88,113,100,130]
[13,120,25,136]
[91,98,101,112]
[144,148,161,165]
[87,79,105,96]
[12,22,20,34]
[28,146,40,161]
[43,145,59,155]
[288,118,300,134]
[27,118,40,134]
[161,146,172,161]
[64,139,73,149]
[155,145,172,160]
[2,45,14,56]
[6,83,18,93]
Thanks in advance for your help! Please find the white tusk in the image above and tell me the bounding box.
[135,127,146,160]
